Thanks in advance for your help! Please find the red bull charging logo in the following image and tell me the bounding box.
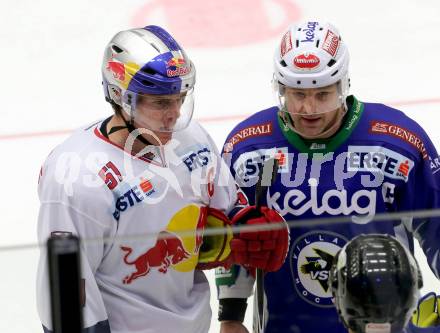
[121,231,190,284]
[120,205,205,284]
[107,60,126,81]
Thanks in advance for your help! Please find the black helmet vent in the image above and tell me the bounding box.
[141,67,157,76]
[141,80,155,87]
[111,45,124,53]
[327,59,337,67]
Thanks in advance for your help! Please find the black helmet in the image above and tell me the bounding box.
[330,234,423,333]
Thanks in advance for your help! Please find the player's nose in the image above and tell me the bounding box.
[163,103,181,127]
[300,97,317,115]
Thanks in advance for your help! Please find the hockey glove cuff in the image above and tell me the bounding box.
[196,207,233,270]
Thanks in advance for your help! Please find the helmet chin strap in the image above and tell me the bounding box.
[104,111,168,167]
[106,107,154,146]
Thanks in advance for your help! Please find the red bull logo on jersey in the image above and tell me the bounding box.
[293,53,320,70]
[121,231,190,284]
[166,57,189,77]
[120,205,206,283]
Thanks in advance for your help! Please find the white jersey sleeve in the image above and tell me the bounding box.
[37,202,111,331]
[37,129,115,331]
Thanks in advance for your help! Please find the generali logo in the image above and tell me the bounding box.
[370,121,428,159]
[293,53,320,70]
[223,122,273,153]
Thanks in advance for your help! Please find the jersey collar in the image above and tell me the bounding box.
[277,95,364,154]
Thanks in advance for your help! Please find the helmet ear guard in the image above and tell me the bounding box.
[107,84,122,105]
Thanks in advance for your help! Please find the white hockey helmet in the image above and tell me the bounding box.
[273,21,350,112]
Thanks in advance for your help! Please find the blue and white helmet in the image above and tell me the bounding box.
[102,25,196,132]
[273,21,350,107]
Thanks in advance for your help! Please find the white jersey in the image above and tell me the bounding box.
[37,119,237,333]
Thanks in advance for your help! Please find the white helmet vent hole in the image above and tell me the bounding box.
[280,60,288,67]
[331,70,339,77]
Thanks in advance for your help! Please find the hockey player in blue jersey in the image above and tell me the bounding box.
[217,20,440,333]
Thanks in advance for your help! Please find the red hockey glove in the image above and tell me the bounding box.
[229,206,289,272]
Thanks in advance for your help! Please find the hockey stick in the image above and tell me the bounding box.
[254,157,279,333]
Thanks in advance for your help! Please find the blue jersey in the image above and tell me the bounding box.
[217,96,440,333]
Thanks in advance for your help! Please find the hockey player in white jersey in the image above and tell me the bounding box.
[36,25,289,333]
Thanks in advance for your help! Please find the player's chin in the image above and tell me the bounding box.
[154,131,173,144]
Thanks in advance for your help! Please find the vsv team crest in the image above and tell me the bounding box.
[290,231,348,307]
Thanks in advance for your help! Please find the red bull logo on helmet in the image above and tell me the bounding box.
[166,57,190,77]
[107,60,126,81]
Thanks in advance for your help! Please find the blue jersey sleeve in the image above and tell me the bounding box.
[403,130,440,279]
